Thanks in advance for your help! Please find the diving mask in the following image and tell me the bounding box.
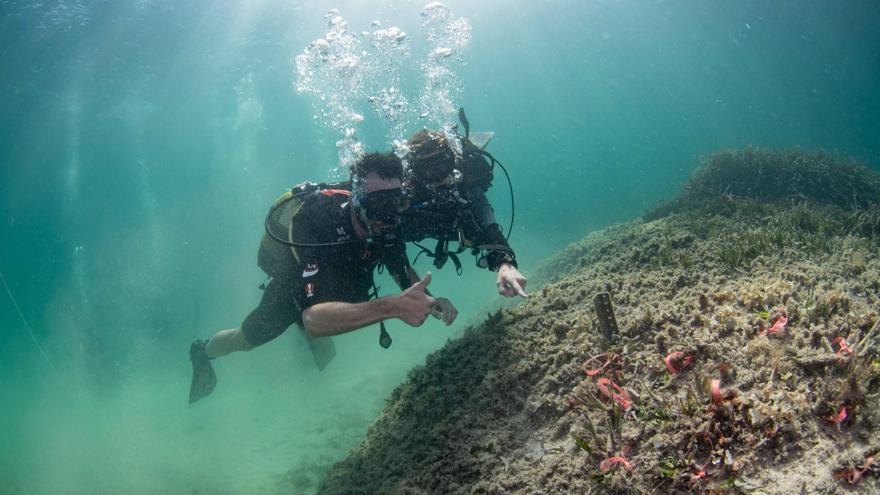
[361,188,410,223]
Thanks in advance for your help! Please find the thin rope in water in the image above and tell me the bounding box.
[0,270,56,372]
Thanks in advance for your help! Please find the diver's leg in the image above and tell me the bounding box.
[205,327,253,357]
[236,275,300,348]
[188,328,252,404]
[189,276,298,404]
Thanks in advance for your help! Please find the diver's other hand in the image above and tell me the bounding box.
[395,271,436,327]
[430,297,458,326]
[497,263,528,298]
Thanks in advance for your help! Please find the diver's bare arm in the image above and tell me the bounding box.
[302,299,397,337]
[303,275,435,336]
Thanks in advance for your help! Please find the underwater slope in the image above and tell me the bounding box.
[318,149,880,495]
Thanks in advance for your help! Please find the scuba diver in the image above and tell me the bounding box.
[188,152,458,404]
[400,109,528,298]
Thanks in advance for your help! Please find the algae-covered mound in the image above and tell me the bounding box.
[645,148,880,221]
[318,149,880,494]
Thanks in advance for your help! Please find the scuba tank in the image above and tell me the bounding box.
[257,181,353,278]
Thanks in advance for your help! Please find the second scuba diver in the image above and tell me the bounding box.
[400,109,528,298]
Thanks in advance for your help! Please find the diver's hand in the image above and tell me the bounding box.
[497,263,528,298]
[430,297,459,326]
[395,272,435,327]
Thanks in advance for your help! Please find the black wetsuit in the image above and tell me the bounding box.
[241,190,410,347]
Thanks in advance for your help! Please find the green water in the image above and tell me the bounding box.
[1,1,878,493]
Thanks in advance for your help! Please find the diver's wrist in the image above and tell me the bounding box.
[487,250,517,271]
[373,296,400,320]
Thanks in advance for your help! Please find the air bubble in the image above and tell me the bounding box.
[295,4,470,173]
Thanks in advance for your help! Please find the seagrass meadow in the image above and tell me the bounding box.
[318,149,880,494]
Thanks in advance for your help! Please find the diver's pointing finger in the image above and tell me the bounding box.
[512,281,529,298]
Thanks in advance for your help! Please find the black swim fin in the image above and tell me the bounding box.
[188,339,216,404]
